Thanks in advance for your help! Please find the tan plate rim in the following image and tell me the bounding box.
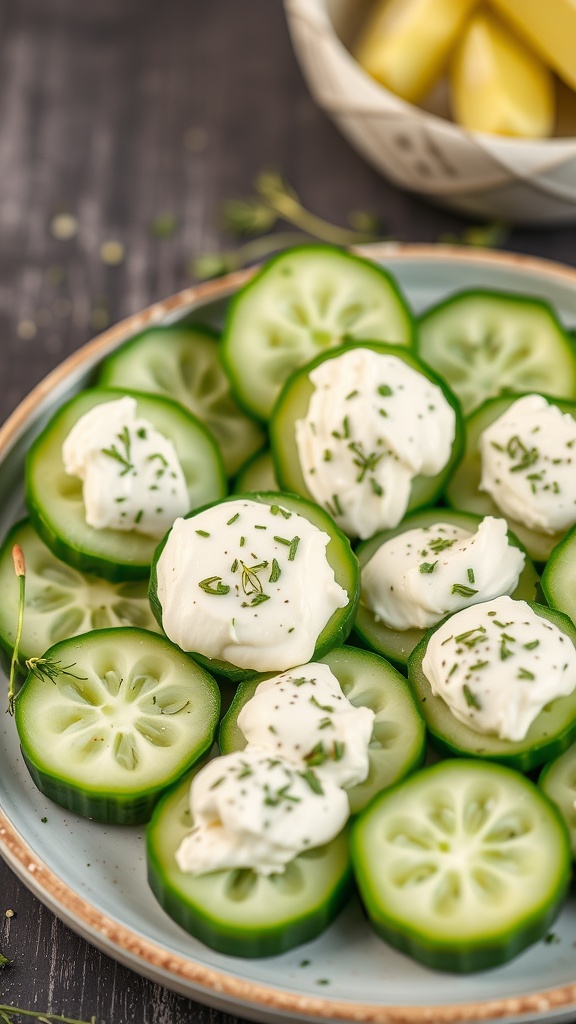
[2,243,576,1023]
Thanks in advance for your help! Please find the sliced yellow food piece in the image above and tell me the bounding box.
[491,0,576,92]
[451,9,554,138]
[354,0,479,104]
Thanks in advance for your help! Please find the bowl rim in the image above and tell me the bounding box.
[284,0,576,150]
[3,243,576,1022]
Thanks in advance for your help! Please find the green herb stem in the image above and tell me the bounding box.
[8,546,25,715]
[0,1009,97,1024]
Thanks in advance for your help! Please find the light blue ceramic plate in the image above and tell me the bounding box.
[2,245,576,1024]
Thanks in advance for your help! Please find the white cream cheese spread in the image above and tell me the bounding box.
[236,662,375,789]
[62,397,189,538]
[175,749,350,876]
[361,517,525,631]
[422,596,576,741]
[480,394,576,535]
[155,499,349,672]
[294,348,456,539]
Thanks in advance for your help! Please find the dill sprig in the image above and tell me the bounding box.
[192,172,383,280]
[0,1007,97,1024]
[25,658,88,686]
[101,425,134,476]
[8,546,25,715]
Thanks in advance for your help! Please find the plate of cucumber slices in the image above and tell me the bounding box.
[3,243,576,1024]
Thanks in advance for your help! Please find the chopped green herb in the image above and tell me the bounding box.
[428,537,457,554]
[463,684,482,710]
[269,558,281,583]
[102,425,134,476]
[227,513,240,525]
[305,742,329,767]
[326,494,343,517]
[451,583,478,598]
[270,504,291,519]
[310,695,334,713]
[348,441,383,484]
[377,384,393,397]
[196,529,210,538]
[288,536,300,561]
[467,568,475,585]
[300,768,324,795]
[419,561,437,574]
[525,640,540,650]
[199,576,230,596]
[517,667,535,681]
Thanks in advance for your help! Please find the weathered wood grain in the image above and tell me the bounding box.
[0,0,574,1021]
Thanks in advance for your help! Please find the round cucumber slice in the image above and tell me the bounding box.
[539,746,576,858]
[222,246,415,421]
[542,524,576,625]
[26,388,226,581]
[408,603,576,772]
[418,290,576,416]
[219,646,425,814]
[270,343,464,535]
[97,324,265,476]
[149,491,359,683]
[14,627,220,824]
[147,769,352,957]
[354,509,539,669]
[446,393,576,562]
[0,518,161,664]
[233,448,278,493]
[351,759,571,973]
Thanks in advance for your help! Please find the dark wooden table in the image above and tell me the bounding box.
[0,1,575,1021]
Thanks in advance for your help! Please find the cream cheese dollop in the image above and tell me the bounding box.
[480,394,576,535]
[237,663,375,789]
[155,499,349,672]
[62,397,189,538]
[294,348,456,539]
[361,517,525,631]
[175,749,350,876]
[422,596,576,741]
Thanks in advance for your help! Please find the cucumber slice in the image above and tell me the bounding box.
[97,325,265,476]
[223,246,415,421]
[26,388,226,581]
[408,603,576,772]
[542,524,576,625]
[0,519,161,663]
[354,509,539,669]
[147,770,352,957]
[351,759,571,972]
[418,290,576,416]
[270,343,464,535]
[149,492,359,683]
[14,627,220,824]
[539,747,576,858]
[446,393,576,562]
[219,646,425,814]
[233,449,278,493]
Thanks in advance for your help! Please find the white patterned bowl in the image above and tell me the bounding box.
[284,0,576,225]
